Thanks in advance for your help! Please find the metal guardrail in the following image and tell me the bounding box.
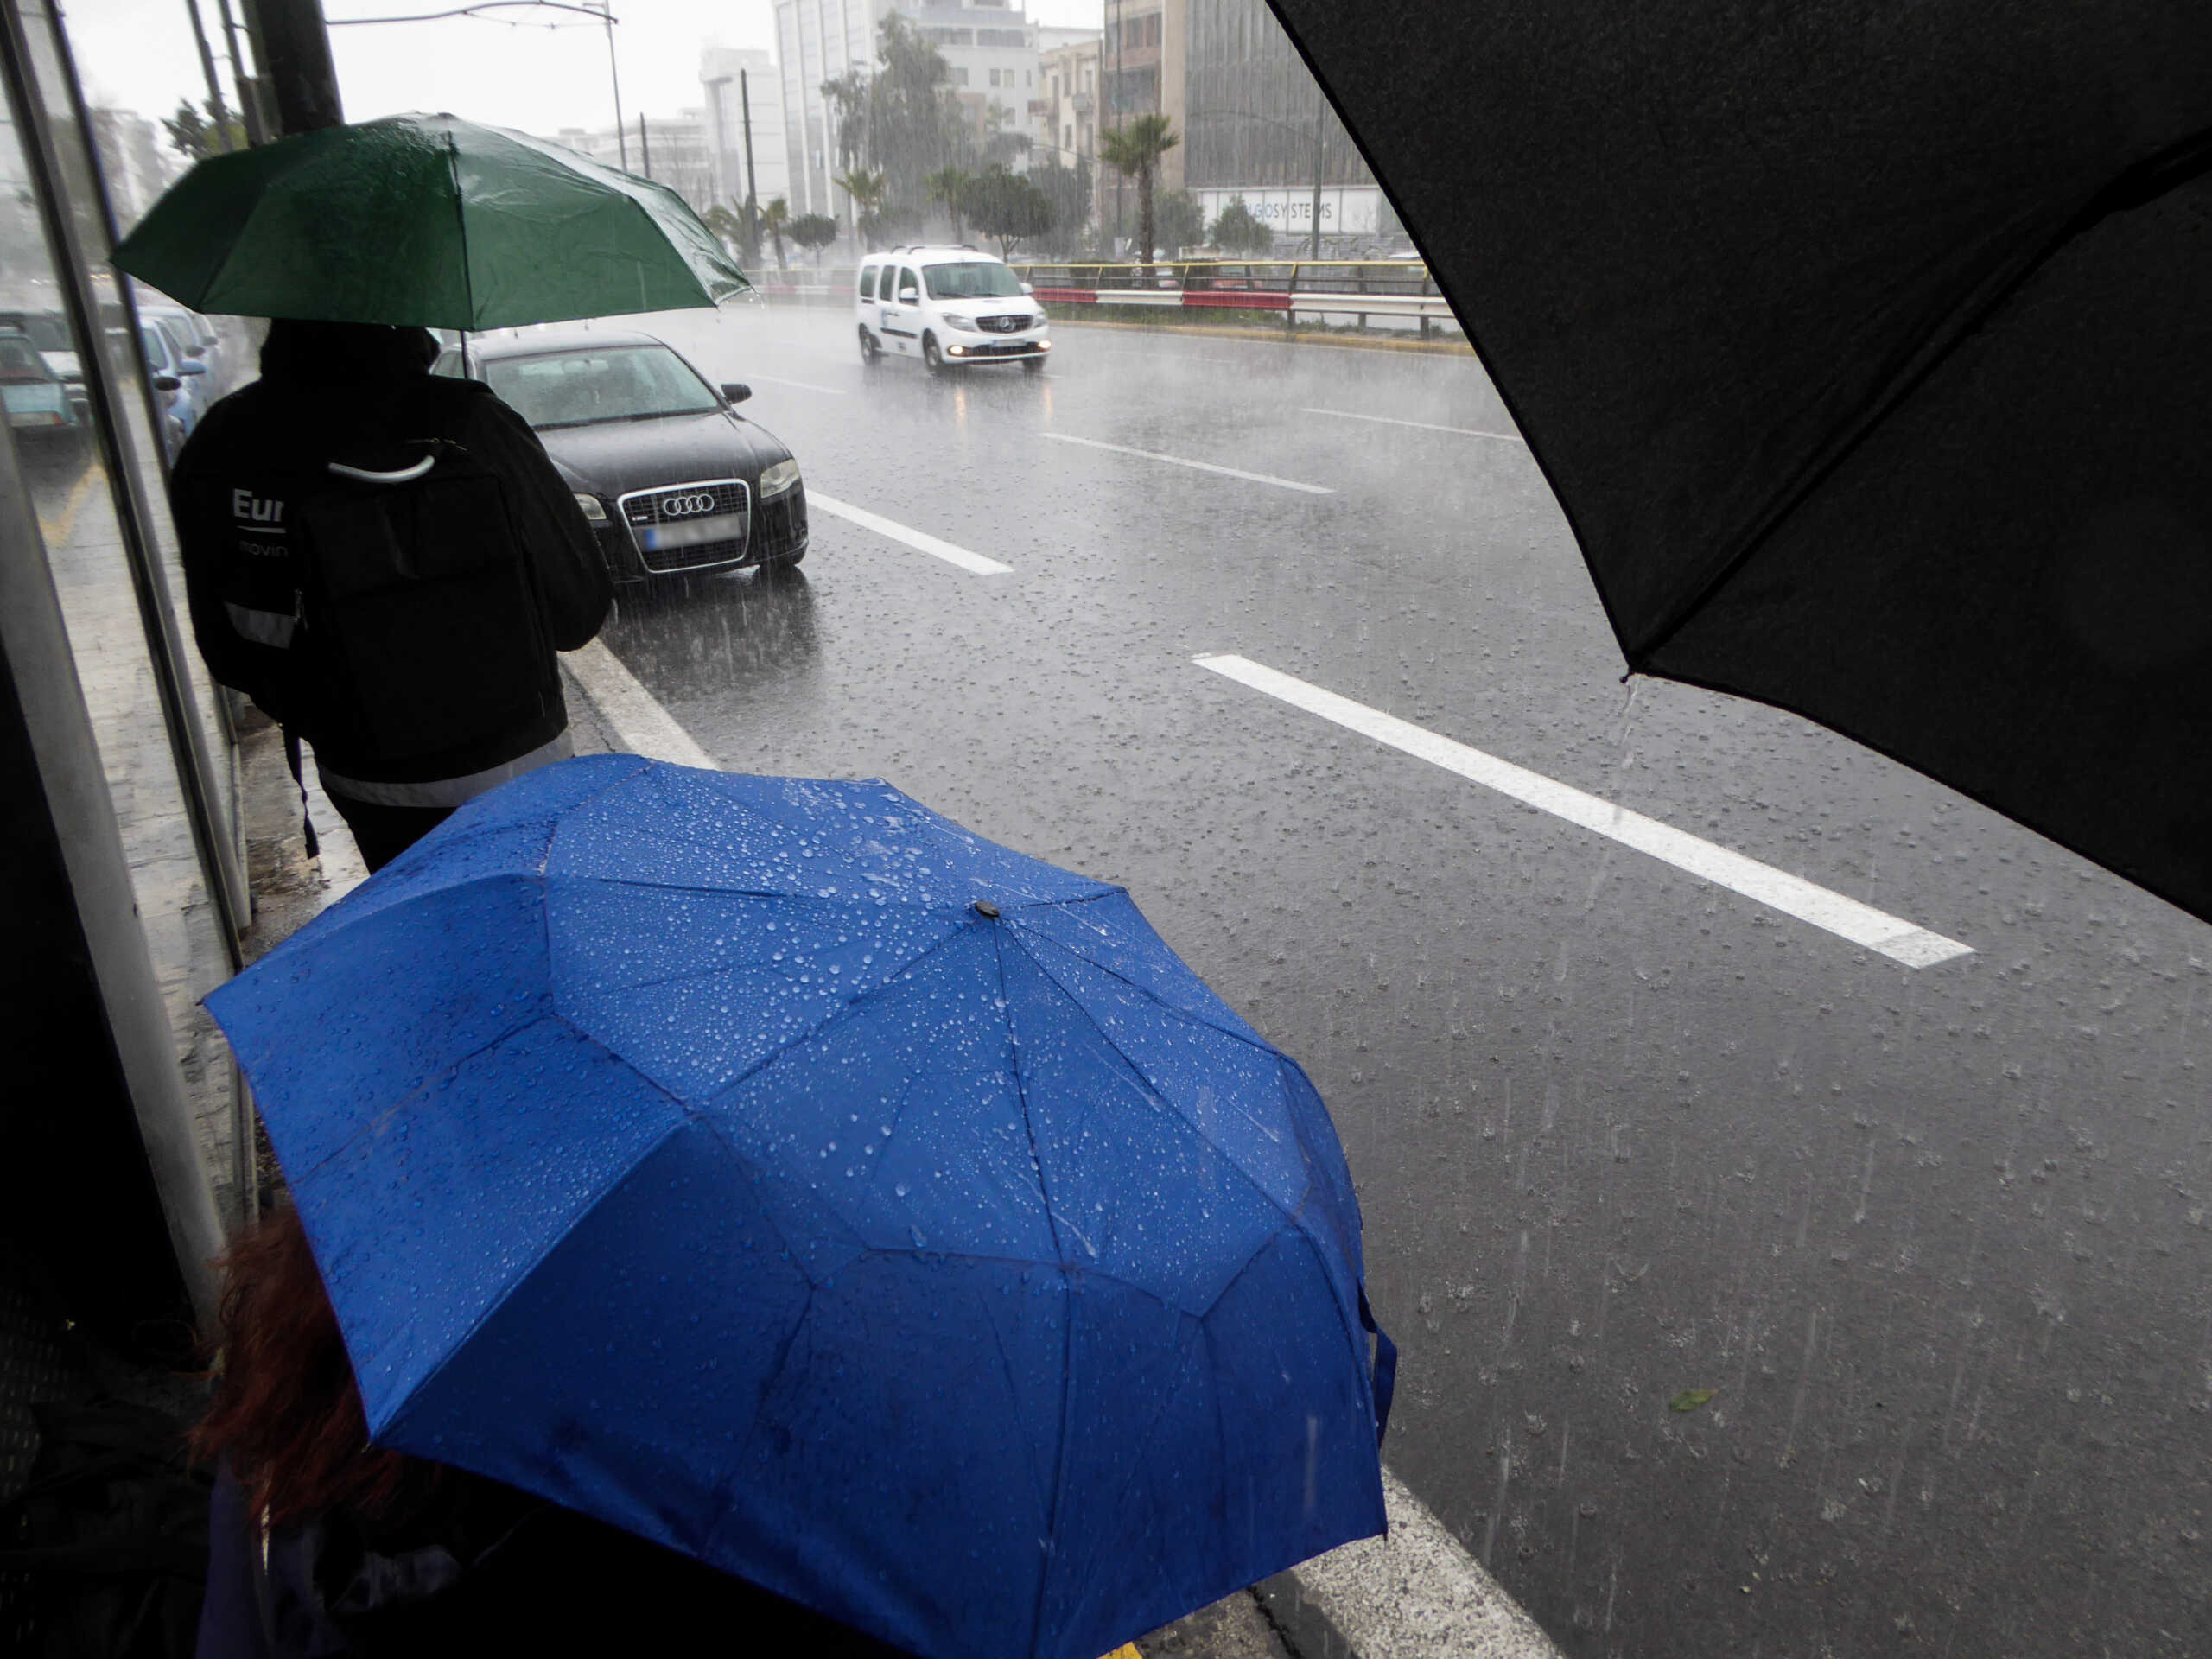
[744,260,1459,331]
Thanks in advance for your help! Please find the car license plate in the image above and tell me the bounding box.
[639,512,745,551]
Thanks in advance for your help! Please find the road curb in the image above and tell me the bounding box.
[1259,1470,1565,1659]
[1042,313,1473,356]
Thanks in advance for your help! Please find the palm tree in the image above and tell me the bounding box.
[834,167,890,247]
[925,167,973,245]
[759,196,791,270]
[1098,113,1179,276]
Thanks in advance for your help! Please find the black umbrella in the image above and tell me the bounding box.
[1268,0,2212,924]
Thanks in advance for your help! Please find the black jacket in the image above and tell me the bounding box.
[175,323,611,790]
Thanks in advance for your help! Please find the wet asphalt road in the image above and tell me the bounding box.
[579,302,2211,1658]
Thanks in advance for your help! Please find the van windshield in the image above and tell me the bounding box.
[924,262,1025,300]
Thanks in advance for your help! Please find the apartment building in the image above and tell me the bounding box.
[700,45,791,213]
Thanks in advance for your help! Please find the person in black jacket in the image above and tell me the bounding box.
[175,321,612,871]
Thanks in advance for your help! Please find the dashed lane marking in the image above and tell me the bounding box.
[807,492,1013,575]
[1039,431,1336,495]
[744,372,850,396]
[1300,406,1525,442]
[1195,652,1973,968]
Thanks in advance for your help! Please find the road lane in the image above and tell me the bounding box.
[601,301,2212,1659]
[1195,654,1972,967]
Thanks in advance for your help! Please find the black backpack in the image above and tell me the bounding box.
[0,1400,211,1658]
[188,384,559,772]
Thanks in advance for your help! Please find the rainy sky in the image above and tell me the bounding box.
[68,0,1104,142]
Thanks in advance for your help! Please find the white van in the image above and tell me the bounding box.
[855,246,1052,375]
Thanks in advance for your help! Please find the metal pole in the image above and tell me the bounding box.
[240,0,342,135]
[1309,82,1325,260]
[741,67,760,257]
[600,2,627,171]
[212,0,270,144]
[181,0,235,151]
[638,111,651,178]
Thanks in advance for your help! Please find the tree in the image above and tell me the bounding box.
[1097,113,1179,273]
[759,196,791,269]
[1154,189,1205,258]
[961,168,1055,258]
[1030,156,1092,258]
[835,168,891,245]
[788,213,840,258]
[820,71,870,175]
[865,15,964,222]
[925,168,972,244]
[702,202,760,268]
[979,101,1030,169]
[1210,195,1274,256]
[162,97,243,161]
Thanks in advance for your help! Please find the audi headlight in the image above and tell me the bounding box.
[758,459,801,498]
[574,493,607,522]
[943,312,977,331]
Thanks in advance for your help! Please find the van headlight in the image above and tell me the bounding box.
[942,312,976,331]
[574,493,607,522]
[758,459,801,498]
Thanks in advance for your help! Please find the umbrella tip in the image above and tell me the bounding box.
[972,899,1001,919]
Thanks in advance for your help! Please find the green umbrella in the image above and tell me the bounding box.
[112,112,749,331]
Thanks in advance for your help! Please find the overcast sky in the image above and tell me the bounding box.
[66,0,1103,143]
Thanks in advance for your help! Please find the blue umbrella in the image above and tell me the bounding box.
[209,756,1394,1659]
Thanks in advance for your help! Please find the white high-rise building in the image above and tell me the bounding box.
[772,0,1044,221]
[700,45,791,214]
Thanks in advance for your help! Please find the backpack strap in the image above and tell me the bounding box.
[283,727,320,859]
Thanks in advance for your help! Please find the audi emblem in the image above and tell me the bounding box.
[658,493,718,518]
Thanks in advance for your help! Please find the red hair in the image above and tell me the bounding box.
[190,1204,440,1528]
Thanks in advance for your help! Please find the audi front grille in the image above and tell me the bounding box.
[617,477,752,574]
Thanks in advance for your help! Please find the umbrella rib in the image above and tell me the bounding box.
[1007,930,1309,1190]
[1010,918,1283,1059]
[695,920,980,1107]
[992,922,1077,1659]
[1631,123,2212,666]
[446,130,475,333]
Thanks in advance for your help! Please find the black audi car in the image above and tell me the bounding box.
[434,330,807,582]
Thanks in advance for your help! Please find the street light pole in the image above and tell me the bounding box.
[741,68,761,255]
[181,0,236,151]
[597,1,626,170]
[1309,80,1324,259]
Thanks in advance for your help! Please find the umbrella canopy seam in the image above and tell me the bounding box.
[1009,918,1282,1058]
[446,129,475,333]
[1630,125,2212,667]
[1006,930,1320,1245]
[993,920,1081,1659]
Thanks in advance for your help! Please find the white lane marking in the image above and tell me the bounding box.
[744,372,849,396]
[1289,1467,1564,1657]
[1301,406,1524,442]
[563,640,718,767]
[1040,431,1336,495]
[807,492,1013,576]
[1195,654,1972,968]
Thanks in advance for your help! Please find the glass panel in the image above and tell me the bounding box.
[1,3,245,1224]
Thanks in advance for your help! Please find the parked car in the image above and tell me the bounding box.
[141,306,227,396]
[855,245,1052,375]
[435,330,807,583]
[137,319,211,461]
[0,326,86,445]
